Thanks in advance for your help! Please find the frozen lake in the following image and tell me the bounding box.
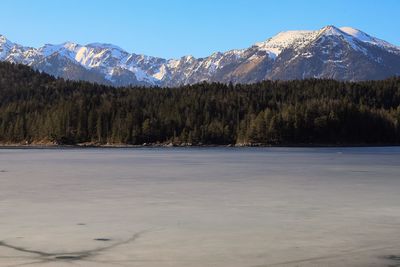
[0,147,400,267]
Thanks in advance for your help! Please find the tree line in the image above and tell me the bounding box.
[0,62,400,145]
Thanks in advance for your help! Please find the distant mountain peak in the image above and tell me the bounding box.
[0,35,15,60]
[1,25,399,86]
[255,29,318,58]
[340,26,369,38]
[0,35,13,47]
[0,34,7,42]
[320,25,346,35]
[86,42,124,51]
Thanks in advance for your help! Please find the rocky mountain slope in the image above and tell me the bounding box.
[1,25,399,87]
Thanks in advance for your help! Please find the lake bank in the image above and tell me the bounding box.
[1,142,400,149]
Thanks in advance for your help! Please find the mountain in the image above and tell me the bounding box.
[1,25,400,87]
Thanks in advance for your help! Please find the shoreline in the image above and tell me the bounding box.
[0,143,399,149]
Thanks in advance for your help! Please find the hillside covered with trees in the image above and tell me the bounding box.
[0,62,399,146]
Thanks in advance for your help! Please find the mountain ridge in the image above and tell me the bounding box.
[1,25,399,87]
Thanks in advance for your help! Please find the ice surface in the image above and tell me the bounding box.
[0,147,400,267]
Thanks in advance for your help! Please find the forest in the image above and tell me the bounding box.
[0,62,400,146]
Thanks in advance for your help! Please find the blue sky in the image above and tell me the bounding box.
[1,0,399,58]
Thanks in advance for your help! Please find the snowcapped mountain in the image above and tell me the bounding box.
[1,25,400,87]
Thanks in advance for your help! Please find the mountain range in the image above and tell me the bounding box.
[1,25,399,87]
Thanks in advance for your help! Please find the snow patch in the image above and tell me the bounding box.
[340,26,400,52]
[153,65,167,80]
[255,30,319,58]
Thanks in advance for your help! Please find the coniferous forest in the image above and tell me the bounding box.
[0,62,400,146]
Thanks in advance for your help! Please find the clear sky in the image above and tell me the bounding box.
[1,0,399,59]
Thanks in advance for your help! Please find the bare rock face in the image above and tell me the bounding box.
[1,25,400,87]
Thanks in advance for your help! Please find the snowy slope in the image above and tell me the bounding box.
[0,25,399,86]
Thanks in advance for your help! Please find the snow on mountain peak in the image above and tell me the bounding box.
[340,27,372,41]
[251,25,400,63]
[340,26,399,51]
[317,25,373,54]
[0,35,14,48]
[255,29,318,58]
[0,35,8,43]
[0,25,399,86]
[320,25,347,36]
[0,35,15,59]
[86,43,124,51]
[62,41,80,50]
